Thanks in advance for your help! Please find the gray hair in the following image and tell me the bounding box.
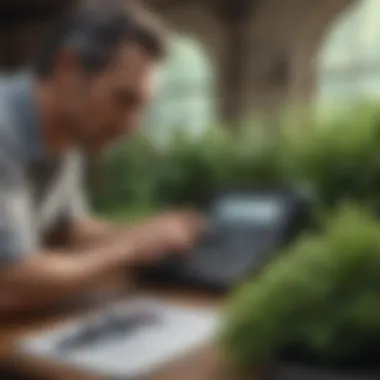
[34,0,168,78]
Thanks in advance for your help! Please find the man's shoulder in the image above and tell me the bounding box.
[0,128,22,170]
[0,71,27,113]
[0,73,26,164]
[0,147,24,190]
[0,74,14,125]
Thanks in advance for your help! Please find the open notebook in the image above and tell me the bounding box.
[19,297,220,379]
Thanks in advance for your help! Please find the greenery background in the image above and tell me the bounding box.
[90,103,380,221]
[85,0,380,369]
[86,103,380,370]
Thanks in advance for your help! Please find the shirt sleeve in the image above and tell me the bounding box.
[0,153,37,264]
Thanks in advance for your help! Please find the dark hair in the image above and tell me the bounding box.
[34,0,168,78]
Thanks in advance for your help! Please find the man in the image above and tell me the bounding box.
[0,0,204,315]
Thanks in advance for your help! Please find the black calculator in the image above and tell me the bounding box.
[139,187,314,293]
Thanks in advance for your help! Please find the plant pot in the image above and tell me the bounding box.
[262,363,380,380]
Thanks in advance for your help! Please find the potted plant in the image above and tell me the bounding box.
[221,204,380,380]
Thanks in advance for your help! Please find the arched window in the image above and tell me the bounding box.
[145,35,215,142]
[317,0,380,106]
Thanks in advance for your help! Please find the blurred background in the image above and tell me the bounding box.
[3,0,380,220]
[5,0,380,374]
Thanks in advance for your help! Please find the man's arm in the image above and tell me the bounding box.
[0,153,204,315]
[0,180,129,314]
[44,215,124,249]
[0,236,134,314]
[0,211,203,316]
[0,153,122,314]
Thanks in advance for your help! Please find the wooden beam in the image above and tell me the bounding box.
[0,10,59,25]
[0,0,66,7]
[213,0,258,125]
[215,0,254,23]
[0,1,72,24]
[144,0,196,12]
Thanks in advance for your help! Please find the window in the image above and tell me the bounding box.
[317,0,380,106]
[145,35,215,143]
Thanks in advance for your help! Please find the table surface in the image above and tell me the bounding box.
[0,278,243,380]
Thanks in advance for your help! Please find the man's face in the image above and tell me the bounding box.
[58,43,158,151]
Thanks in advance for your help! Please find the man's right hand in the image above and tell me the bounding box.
[120,210,207,265]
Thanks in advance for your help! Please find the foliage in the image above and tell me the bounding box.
[91,123,293,215]
[89,133,163,213]
[221,203,380,369]
[287,103,380,211]
[89,104,380,367]
[90,102,380,221]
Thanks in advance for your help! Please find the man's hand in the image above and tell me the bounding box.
[0,210,206,314]
[120,210,207,265]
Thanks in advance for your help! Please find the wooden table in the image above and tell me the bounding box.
[0,280,242,380]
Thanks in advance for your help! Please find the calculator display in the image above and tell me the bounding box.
[216,196,283,225]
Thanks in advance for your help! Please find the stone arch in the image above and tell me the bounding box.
[1,0,359,123]
[148,0,356,123]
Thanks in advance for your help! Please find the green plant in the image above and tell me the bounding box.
[288,103,380,210]
[88,102,380,220]
[89,132,164,212]
[92,124,290,213]
[221,203,380,370]
[154,128,225,207]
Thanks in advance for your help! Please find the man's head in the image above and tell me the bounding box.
[35,0,167,152]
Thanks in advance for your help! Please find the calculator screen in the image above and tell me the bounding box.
[216,196,283,225]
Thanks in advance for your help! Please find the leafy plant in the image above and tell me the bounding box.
[89,102,380,221]
[90,132,164,212]
[221,203,380,370]
[288,103,380,210]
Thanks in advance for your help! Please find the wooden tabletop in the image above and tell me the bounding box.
[0,279,241,380]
